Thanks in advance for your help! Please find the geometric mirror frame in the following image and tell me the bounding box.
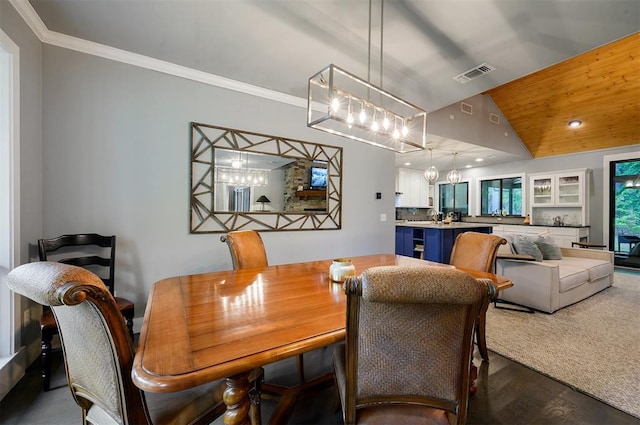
[190,122,343,233]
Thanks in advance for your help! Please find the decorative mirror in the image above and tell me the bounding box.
[190,123,343,233]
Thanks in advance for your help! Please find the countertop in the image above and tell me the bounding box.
[396,220,589,229]
[395,221,496,229]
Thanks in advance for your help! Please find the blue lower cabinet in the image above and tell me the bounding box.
[395,227,413,256]
[396,225,493,262]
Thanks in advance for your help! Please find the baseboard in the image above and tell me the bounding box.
[0,347,26,401]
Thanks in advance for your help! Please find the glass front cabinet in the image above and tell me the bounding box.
[528,169,590,226]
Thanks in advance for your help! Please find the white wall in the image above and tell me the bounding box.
[41,45,396,317]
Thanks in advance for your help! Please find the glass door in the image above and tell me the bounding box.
[610,158,640,268]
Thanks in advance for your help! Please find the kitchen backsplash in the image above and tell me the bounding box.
[396,207,434,221]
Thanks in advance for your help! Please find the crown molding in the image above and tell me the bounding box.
[8,0,307,109]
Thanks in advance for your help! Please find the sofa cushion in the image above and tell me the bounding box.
[547,257,614,282]
[496,233,515,255]
[555,265,590,292]
[511,234,543,261]
[535,234,562,260]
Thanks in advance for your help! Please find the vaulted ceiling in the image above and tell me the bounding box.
[486,32,639,159]
[16,0,640,170]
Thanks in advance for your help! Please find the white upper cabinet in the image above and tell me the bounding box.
[528,169,590,226]
[396,168,433,208]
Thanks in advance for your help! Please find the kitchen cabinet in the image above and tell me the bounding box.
[396,168,433,208]
[529,169,590,226]
[395,223,493,262]
[492,224,589,248]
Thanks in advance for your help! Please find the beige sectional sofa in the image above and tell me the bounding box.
[494,233,614,313]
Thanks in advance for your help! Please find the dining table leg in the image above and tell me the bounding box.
[223,372,253,425]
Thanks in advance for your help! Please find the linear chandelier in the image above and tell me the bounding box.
[306,1,427,153]
[215,152,269,187]
[215,167,269,187]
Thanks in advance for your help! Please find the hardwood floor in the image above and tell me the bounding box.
[1,343,637,425]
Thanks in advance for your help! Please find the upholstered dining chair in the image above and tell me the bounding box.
[7,261,263,425]
[449,231,507,274]
[220,229,269,270]
[38,233,135,391]
[334,265,489,425]
[220,229,307,383]
[449,231,507,362]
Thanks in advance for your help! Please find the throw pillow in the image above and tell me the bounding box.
[511,234,543,261]
[535,235,563,260]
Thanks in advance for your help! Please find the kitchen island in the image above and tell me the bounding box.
[395,221,494,263]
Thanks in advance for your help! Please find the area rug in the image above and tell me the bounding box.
[485,271,640,419]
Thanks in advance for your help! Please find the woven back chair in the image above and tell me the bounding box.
[334,265,488,425]
[7,262,234,425]
[449,232,507,273]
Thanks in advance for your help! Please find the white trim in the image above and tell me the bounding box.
[603,151,640,251]
[8,0,307,109]
[0,27,23,401]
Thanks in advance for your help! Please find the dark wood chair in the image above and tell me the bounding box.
[221,229,306,382]
[221,230,322,424]
[7,261,239,425]
[449,231,507,362]
[220,229,270,270]
[37,233,134,391]
[334,265,488,425]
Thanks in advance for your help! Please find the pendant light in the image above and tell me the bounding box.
[306,0,427,153]
[447,152,462,185]
[423,148,439,183]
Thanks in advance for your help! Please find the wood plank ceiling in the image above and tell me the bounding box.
[486,32,639,158]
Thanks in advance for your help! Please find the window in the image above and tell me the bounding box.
[480,176,522,216]
[439,182,468,215]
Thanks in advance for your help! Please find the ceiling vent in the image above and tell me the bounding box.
[461,102,473,114]
[489,112,500,124]
[453,63,496,84]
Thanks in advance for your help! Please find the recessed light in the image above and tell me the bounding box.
[465,165,472,168]
[475,158,484,162]
[568,120,582,128]
[404,162,411,166]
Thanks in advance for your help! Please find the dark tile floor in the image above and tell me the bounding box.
[1,343,638,425]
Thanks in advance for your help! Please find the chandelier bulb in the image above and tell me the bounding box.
[382,115,390,130]
[331,97,340,113]
[359,106,367,124]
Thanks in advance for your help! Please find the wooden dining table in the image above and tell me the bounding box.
[132,254,512,425]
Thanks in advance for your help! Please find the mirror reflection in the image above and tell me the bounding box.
[190,123,342,233]
[214,149,328,213]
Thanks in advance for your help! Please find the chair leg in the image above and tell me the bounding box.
[41,332,53,392]
[122,311,134,340]
[296,354,305,384]
[476,298,490,362]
